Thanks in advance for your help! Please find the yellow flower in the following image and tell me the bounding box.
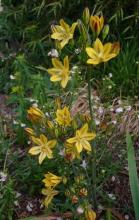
[86,38,120,65]
[65,142,80,160]
[90,15,104,36]
[56,106,72,126]
[67,123,96,153]
[27,106,45,123]
[24,127,35,136]
[85,208,96,220]
[51,19,77,49]
[79,188,88,196]
[28,134,56,164]
[42,188,59,207]
[42,172,62,188]
[47,56,70,88]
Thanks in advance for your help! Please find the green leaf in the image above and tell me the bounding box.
[126,133,139,220]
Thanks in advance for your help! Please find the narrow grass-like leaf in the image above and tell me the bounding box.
[126,133,139,220]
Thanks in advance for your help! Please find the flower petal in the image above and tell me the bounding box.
[47,140,57,148]
[39,152,47,164]
[29,146,41,155]
[75,142,83,153]
[94,38,103,54]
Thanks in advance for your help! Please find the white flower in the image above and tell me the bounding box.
[95,119,100,125]
[101,169,105,174]
[26,202,33,212]
[10,75,15,80]
[112,120,117,124]
[108,85,112,89]
[75,48,81,54]
[27,141,31,145]
[48,49,59,57]
[20,123,26,128]
[13,120,18,125]
[77,206,84,214]
[32,103,38,108]
[111,176,115,182]
[115,107,123,113]
[110,107,114,112]
[108,73,113,78]
[108,193,116,200]
[14,201,20,207]
[0,172,7,182]
[98,107,103,115]
[126,106,131,111]
[124,214,129,220]
[80,160,87,169]
[15,192,21,198]
[45,112,49,117]
[58,149,65,157]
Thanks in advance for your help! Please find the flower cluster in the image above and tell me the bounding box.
[25,7,120,219]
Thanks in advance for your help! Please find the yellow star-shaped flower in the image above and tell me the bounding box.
[29,134,56,164]
[86,38,120,65]
[47,56,70,88]
[67,123,96,153]
[42,172,62,188]
[51,19,77,49]
[42,187,59,207]
[56,106,72,126]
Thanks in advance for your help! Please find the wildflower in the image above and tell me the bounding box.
[47,56,70,88]
[77,206,84,214]
[67,124,96,153]
[80,160,87,169]
[86,38,120,65]
[13,120,18,125]
[42,172,62,188]
[20,123,26,128]
[108,193,116,200]
[65,142,80,160]
[72,195,78,204]
[90,15,104,36]
[74,175,84,184]
[95,119,100,125]
[25,128,35,136]
[0,172,7,182]
[108,85,112,89]
[48,49,59,57]
[108,73,113,78]
[29,134,56,164]
[51,19,77,49]
[27,106,45,123]
[79,188,88,196]
[85,208,96,220]
[56,106,72,126]
[115,107,123,113]
[82,7,90,25]
[42,188,59,207]
[10,75,15,80]
[26,202,33,212]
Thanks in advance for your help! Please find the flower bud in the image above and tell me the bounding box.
[102,24,109,40]
[72,195,78,204]
[82,7,90,25]
[85,208,96,220]
[90,15,104,36]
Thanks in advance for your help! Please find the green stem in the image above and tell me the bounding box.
[87,69,97,209]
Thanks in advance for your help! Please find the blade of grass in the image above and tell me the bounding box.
[126,133,139,220]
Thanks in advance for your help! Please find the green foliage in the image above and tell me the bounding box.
[0,179,15,220]
[126,133,139,220]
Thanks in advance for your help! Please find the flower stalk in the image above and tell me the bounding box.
[87,68,97,209]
